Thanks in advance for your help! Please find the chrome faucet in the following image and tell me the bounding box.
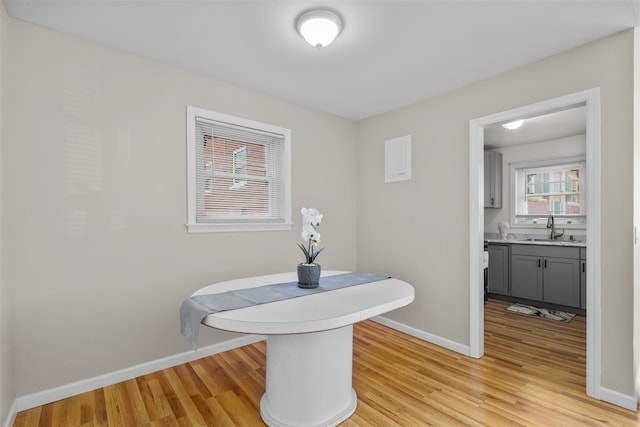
[546,214,564,240]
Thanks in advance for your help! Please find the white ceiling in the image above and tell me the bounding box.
[484,105,587,149]
[3,0,639,121]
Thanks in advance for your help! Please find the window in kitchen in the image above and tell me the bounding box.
[510,156,586,227]
[186,106,292,233]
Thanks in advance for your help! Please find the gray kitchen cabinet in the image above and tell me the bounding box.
[511,244,581,308]
[484,151,502,208]
[511,254,543,300]
[543,257,580,307]
[580,247,586,309]
[487,243,509,295]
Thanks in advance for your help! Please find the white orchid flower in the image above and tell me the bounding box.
[309,213,323,227]
[298,207,324,264]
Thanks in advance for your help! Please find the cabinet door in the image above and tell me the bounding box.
[511,255,543,300]
[484,153,492,207]
[484,151,502,208]
[488,245,509,295]
[543,257,580,307]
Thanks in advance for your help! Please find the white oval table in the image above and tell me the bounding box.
[191,270,415,427]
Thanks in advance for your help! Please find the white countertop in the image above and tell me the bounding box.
[191,270,415,335]
[486,237,586,247]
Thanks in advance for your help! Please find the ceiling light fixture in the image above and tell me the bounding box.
[296,9,343,49]
[502,119,524,130]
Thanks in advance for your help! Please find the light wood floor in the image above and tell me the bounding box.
[13,299,640,426]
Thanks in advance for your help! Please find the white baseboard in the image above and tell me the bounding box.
[2,400,17,427]
[15,334,265,412]
[599,386,639,412]
[371,315,470,356]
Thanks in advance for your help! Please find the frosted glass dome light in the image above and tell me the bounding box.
[502,120,524,130]
[296,9,343,48]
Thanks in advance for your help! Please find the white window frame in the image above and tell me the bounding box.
[186,106,292,233]
[510,155,586,229]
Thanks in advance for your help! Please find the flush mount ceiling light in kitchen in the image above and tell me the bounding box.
[296,9,343,48]
[502,119,524,130]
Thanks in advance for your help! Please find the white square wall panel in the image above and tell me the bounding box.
[385,135,412,183]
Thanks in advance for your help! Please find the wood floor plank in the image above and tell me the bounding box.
[12,299,640,426]
[214,390,264,426]
[11,406,40,427]
[139,376,175,422]
[199,396,237,426]
[161,368,207,426]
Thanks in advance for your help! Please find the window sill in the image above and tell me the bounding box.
[186,222,293,233]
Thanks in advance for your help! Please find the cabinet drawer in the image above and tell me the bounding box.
[511,244,579,259]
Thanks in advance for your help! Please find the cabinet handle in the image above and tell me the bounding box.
[538,259,541,268]
[544,259,547,268]
[583,262,585,273]
[491,197,494,205]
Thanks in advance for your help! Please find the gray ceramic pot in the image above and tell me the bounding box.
[297,263,321,288]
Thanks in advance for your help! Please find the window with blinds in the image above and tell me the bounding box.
[186,106,292,232]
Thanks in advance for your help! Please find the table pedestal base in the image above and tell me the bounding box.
[260,325,357,427]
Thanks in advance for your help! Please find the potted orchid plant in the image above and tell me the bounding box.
[297,207,324,288]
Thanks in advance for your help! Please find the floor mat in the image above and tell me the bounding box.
[506,303,576,322]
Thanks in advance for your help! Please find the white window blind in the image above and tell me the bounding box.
[186,106,292,232]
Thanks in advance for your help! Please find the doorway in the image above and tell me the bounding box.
[468,88,601,399]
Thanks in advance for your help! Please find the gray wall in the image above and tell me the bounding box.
[4,18,358,397]
[0,4,13,426]
[356,30,634,396]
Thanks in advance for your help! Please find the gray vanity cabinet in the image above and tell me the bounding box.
[484,151,502,208]
[487,243,509,295]
[510,244,581,308]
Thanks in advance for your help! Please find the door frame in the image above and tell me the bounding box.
[468,88,602,399]
[634,26,640,405]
